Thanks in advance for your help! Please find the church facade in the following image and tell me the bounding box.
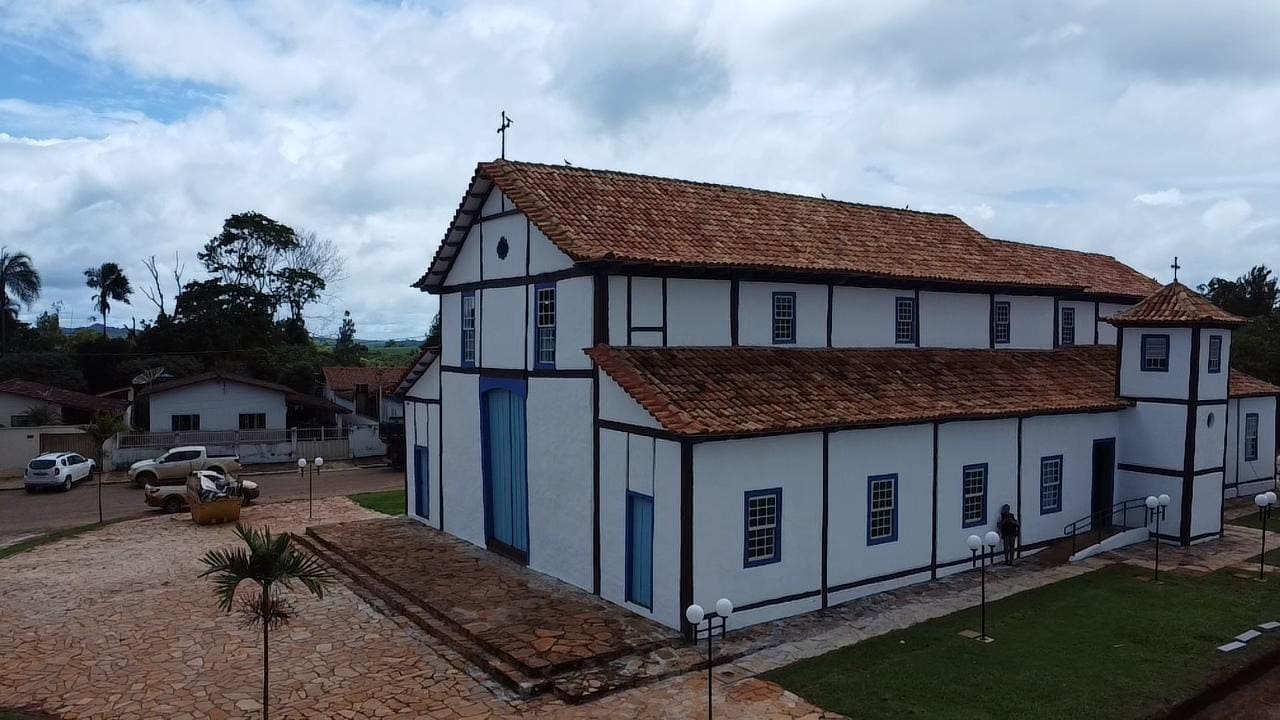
[399,160,1280,634]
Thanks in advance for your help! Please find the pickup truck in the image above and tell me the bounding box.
[128,446,242,487]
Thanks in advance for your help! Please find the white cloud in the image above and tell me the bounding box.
[1133,188,1183,206]
[2,0,1280,336]
[1201,197,1253,233]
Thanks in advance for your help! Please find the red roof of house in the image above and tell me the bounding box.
[322,367,408,395]
[1107,282,1246,327]
[588,344,1279,438]
[1230,369,1280,398]
[139,371,350,414]
[416,160,1159,299]
[0,379,128,414]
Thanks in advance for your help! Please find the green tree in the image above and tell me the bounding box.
[1200,265,1278,318]
[82,412,128,452]
[199,524,332,720]
[333,310,367,365]
[0,248,41,354]
[421,311,441,350]
[0,352,86,391]
[84,262,134,338]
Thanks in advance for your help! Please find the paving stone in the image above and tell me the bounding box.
[1235,630,1262,643]
[1219,641,1248,653]
[1259,621,1280,631]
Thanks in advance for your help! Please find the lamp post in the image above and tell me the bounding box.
[1254,492,1277,581]
[1145,494,1170,581]
[967,532,1001,642]
[298,457,324,519]
[685,597,733,720]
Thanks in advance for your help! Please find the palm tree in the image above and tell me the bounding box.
[84,262,133,338]
[199,524,332,719]
[0,248,41,354]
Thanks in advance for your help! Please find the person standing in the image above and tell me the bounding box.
[998,504,1020,565]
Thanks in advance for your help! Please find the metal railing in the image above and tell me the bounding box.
[1063,496,1153,555]
[116,426,346,449]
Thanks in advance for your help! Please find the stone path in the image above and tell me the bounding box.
[308,519,676,674]
[3,499,1272,719]
[0,499,836,719]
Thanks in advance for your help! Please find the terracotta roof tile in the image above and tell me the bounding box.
[322,366,408,394]
[588,345,1278,437]
[1230,369,1280,398]
[0,379,128,414]
[418,160,1158,299]
[1107,282,1246,327]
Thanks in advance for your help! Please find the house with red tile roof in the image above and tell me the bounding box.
[321,366,407,424]
[399,160,1280,635]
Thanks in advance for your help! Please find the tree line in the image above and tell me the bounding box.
[1199,265,1280,386]
[0,211,431,397]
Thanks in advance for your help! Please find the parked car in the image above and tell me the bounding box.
[144,470,259,513]
[127,446,241,488]
[24,452,96,493]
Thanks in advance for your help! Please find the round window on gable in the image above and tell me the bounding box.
[496,236,510,260]
[1207,412,1215,429]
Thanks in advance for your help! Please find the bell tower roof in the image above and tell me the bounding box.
[1107,281,1246,328]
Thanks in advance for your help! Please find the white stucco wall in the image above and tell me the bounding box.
[599,430,682,629]
[526,377,594,590]
[1118,327,1193,399]
[478,214,528,281]
[441,292,462,367]
[826,424,933,604]
[739,282,827,347]
[830,286,900,347]
[445,225,482,285]
[1117,402,1187,470]
[1018,413,1120,547]
[479,285,524,370]
[1097,303,1129,345]
[1227,397,1276,494]
[148,380,286,431]
[667,279,731,346]
[440,371,484,546]
[1198,329,1231,402]
[1058,300,1096,345]
[541,275,593,371]
[0,393,60,426]
[996,295,1054,349]
[692,433,824,627]
[935,419,1018,567]
[528,224,574,275]
[405,399,441,529]
[607,276,628,346]
[597,371,661,429]
[630,277,664,328]
[918,291,989,348]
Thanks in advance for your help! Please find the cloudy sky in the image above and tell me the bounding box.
[2,0,1279,339]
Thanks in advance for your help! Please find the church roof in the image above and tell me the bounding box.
[588,344,1279,438]
[1107,281,1246,327]
[416,160,1158,299]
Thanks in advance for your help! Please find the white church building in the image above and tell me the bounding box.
[399,160,1280,635]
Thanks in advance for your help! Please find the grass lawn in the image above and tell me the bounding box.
[766,565,1279,720]
[349,489,405,516]
[0,520,125,562]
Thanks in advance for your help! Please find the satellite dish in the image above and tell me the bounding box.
[133,367,166,385]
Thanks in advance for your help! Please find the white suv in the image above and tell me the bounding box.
[24,452,96,492]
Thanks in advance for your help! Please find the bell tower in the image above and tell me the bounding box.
[1110,282,1245,545]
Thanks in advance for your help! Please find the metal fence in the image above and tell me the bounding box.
[116,427,349,450]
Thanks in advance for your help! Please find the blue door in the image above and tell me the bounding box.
[626,492,654,609]
[413,445,429,518]
[482,387,529,559]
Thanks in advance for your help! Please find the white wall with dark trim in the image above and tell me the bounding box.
[935,419,1019,568]
[825,423,933,595]
[440,292,461,366]
[1118,326,1192,399]
[1225,396,1276,496]
[1018,413,1120,546]
[738,281,827,347]
[148,380,285,431]
[692,433,824,627]
[667,279,731,346]
[479,285,524,369]
[996,294,1055,348]
[526,377,594,590]
[440,371,485,546]
[597,371,662,429]
[830,286,900,347]
[598,429,682,629]
[919,291,988,348]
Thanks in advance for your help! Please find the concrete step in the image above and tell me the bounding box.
[1068,526,1150,562]
[551,638,746,705]
[291,532,552,698]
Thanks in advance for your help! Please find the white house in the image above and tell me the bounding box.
[400,160,1280,635]
[0,379,130,426]
[321,367,407,425]
[142,371,348,432]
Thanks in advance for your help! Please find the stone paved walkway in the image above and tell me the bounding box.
[308,518,677,674]
[0,499,837,719]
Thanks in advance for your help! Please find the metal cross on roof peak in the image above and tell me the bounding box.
[1171,256,1181,282]
[496,111,514,160]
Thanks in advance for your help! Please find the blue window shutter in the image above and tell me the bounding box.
[414,445,429,517]
[626,492,654,609]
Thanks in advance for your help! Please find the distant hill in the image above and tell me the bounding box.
[312,336,419,349]
[62,324,131,339]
